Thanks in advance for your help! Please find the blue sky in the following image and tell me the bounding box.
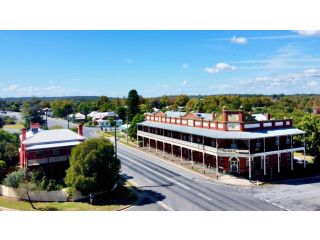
[0,30,320,98]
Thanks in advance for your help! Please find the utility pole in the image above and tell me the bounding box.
[67,108,70,129]
[126,110,129,144]
[45,109,48,128]
[114,121,117,158]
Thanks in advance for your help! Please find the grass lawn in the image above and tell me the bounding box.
[100,131,123,138]
[294,152,315,163]
[0,183,137,211]
[3,122,24,130]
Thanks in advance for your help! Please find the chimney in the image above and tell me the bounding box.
[20,128,27,168]
[21,128,27,141]
[238,111,244,122]
[265,113,271,120]
[222,106,228,122]
[211,112,216,120]
[78,124,83,136]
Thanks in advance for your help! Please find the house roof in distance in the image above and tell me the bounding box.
[22,129,85,145]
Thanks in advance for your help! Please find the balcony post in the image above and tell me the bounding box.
[156,140,157,154]
[216,138,219,174]
[303,133,306,169]
[142,137,145,148]
[180,146,183,164]
[263,138,266,175]
[149,138,151,152]
[171,144,173,161]
[191,150,194,169]
[203,137,205,173]
[291,135,293,171]
[203,152,205,174]
[277,136,280,173]
[248,139,251,180]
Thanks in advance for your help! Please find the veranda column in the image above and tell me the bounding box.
[149,138,151,152]
[263,138,266,175]
[163,141,165,157]
[249,155,252,180]
[191,150,194,169]
[180,146,183,164]
[156,140,158,154]
[142,137,145,148]
[291,135,293,171]
[171,144,174,161]
[248,139,251,180]
[216,138,219,173]
[202,137,205,173]
[303,133,306,169]
[202,152,205,173]
[277,136,280,173]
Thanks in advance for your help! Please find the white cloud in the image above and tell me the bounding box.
[182,63,189,69]
[204,63,237,74]
[231,36,248,44]
[295,30,320,36]
[233,68,320,93]
[5,84,19,92]
[182,80,187,85]
[307,80,319,87]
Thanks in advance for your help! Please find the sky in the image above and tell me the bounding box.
[0,30,320,98]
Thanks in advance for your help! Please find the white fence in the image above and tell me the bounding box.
[0,184,86,202]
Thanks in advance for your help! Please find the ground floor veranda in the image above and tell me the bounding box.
[137,135,306,180]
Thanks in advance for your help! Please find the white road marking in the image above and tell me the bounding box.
[144,177,154,184]
[118,153,191,190]
[197,192,212,201]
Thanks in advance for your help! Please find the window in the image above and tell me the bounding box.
[53,148,59,156]
[36,150,46,158]
[286,136,291,145]
[231,139,237,149]
[256,140,261,148]
[275,137,279,145]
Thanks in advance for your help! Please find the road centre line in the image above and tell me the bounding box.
[118,153,191,191]
[197,193,212,201]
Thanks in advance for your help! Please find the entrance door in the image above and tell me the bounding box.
[230,158,239,173]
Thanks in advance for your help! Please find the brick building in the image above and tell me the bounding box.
[20,124,86,177]
[137,109,306,180]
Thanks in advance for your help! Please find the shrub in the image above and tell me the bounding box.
[28,169,63,191]
[0,160,7,182]
[3,169,24,188]
[69,127,78,133]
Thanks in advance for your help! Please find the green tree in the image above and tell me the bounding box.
[0,129,19,166]
[128,114,145,139]
[173,94,189,108]
[51,100,74,118]
[77,102,92,119]
[22,97,45,128]
[0,160,6,182]
[127,89,140,122]
[65,137,121,195]
[296,114,320,163]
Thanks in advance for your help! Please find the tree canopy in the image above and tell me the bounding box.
[127,89,140,122]
[65,137,121,195]
[128,114,145,139]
